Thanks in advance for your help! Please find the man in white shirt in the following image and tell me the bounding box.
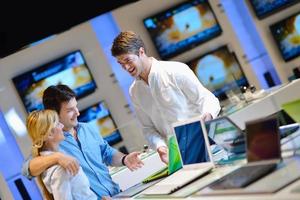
[111,31,221,163]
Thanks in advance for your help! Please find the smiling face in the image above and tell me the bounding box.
[58,97,80,131]
[49,121,65,144]
[117,53,144,77]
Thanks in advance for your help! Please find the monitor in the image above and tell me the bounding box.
[173,117,213,165]
[12,50,97,113]
[245,116,281,162]
[143,0,222,59]
[270,11,300,61]
[186,45,249,101]
[78,101,122,145]
[248,0,299,19]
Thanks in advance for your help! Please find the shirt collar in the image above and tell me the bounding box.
[63,123,82,136]
[135,57,158,81]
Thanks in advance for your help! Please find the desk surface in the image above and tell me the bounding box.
[113,156,300,200]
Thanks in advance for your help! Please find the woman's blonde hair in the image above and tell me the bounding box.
[26,109,59,200]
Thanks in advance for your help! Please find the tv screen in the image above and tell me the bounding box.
[248,0,299,19]
[186,45,249,101]
[270,11,300,61]
[12,50,97,113]
[143,0,222,60]
[78,101,122,145]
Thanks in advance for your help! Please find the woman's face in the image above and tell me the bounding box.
[50,121,65,143]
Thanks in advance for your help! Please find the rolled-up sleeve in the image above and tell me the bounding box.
[100,139,117,165]
[21,155,33,180]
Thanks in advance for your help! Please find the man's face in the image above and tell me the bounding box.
[117,53,144,78]
[58,97,80,131]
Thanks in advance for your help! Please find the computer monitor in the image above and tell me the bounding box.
[12,50,97,113]
[78,101,122,145]
[246,116,281,162]
[186,45,249,101]
[270,11,300,61]
[248,0,299,19]
[143,0,222,59]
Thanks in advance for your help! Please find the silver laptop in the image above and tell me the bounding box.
[204,116,246,164]
[197,115,282,195]
[141,116,215,195]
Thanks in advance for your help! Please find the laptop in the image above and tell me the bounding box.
[142,134,183,183]
[113,135,183,198]
[140,116,215,196]
[204,116,246,158]
[281,99,300,123]
[197,115,282,195]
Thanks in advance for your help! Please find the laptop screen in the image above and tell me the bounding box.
[168,135,183,174]
[204,116,246,162]
[173,118,212,165]
[246,116,281,162]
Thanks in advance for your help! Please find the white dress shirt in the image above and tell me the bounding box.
[40,151,97,200]
[130,58,221,150]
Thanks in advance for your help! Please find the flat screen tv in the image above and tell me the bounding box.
[248,0,299,19]
[186,45,249,101]
[78,101,122,145]
[270,11,300,61]
[143,0,222,60]
[12,50,97,113]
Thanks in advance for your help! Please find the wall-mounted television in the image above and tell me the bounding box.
[143,0,222,60]
[248,0,299,19]
[78,101,122,146]
[12,50,97,113]
[270,11,300,62]
[186,45,249,101]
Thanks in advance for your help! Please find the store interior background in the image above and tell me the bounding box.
[1,0,300,199]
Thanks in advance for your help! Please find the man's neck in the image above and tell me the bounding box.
[64,127,77,139]
[139,57,153,84]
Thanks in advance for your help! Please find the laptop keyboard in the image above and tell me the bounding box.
[209,163,277,190]
[143,166,212,195]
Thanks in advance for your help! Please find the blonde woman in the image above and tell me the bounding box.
[26,110,97,200]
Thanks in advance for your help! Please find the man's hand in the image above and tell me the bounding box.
[124,152,144,171]
[157,146,168,164]
[201,112,213,121]
[102,196,112,200]
[56,152,79,176]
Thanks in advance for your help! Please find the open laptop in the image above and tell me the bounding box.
[198,115,282,195]
[204,116,246,159]
[113,134,182,198]
[140,116,215,196]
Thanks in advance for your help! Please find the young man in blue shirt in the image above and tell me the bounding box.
[22,84,143,199]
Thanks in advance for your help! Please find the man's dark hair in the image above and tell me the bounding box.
[42,85,76,114]
[111,31,146,57]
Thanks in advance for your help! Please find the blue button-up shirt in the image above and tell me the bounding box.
[22,122,120,198]
[59,122,120,198]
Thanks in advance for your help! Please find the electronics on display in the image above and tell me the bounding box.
[270,11,300,62]
[143,0,222,60]
[78,101,122,145]
[249,0,299,19]
[12,50,97,113]
[186,45,249,101]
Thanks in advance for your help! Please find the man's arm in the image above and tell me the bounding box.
[28,152,79,177]
[178,66,221,118]
[111,151,144,171]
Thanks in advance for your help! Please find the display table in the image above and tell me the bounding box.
[110,150,166,191]
[226,79,300,129]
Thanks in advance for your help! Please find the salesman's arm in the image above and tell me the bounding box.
[178,65,221,118]
[22,152,79,178]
